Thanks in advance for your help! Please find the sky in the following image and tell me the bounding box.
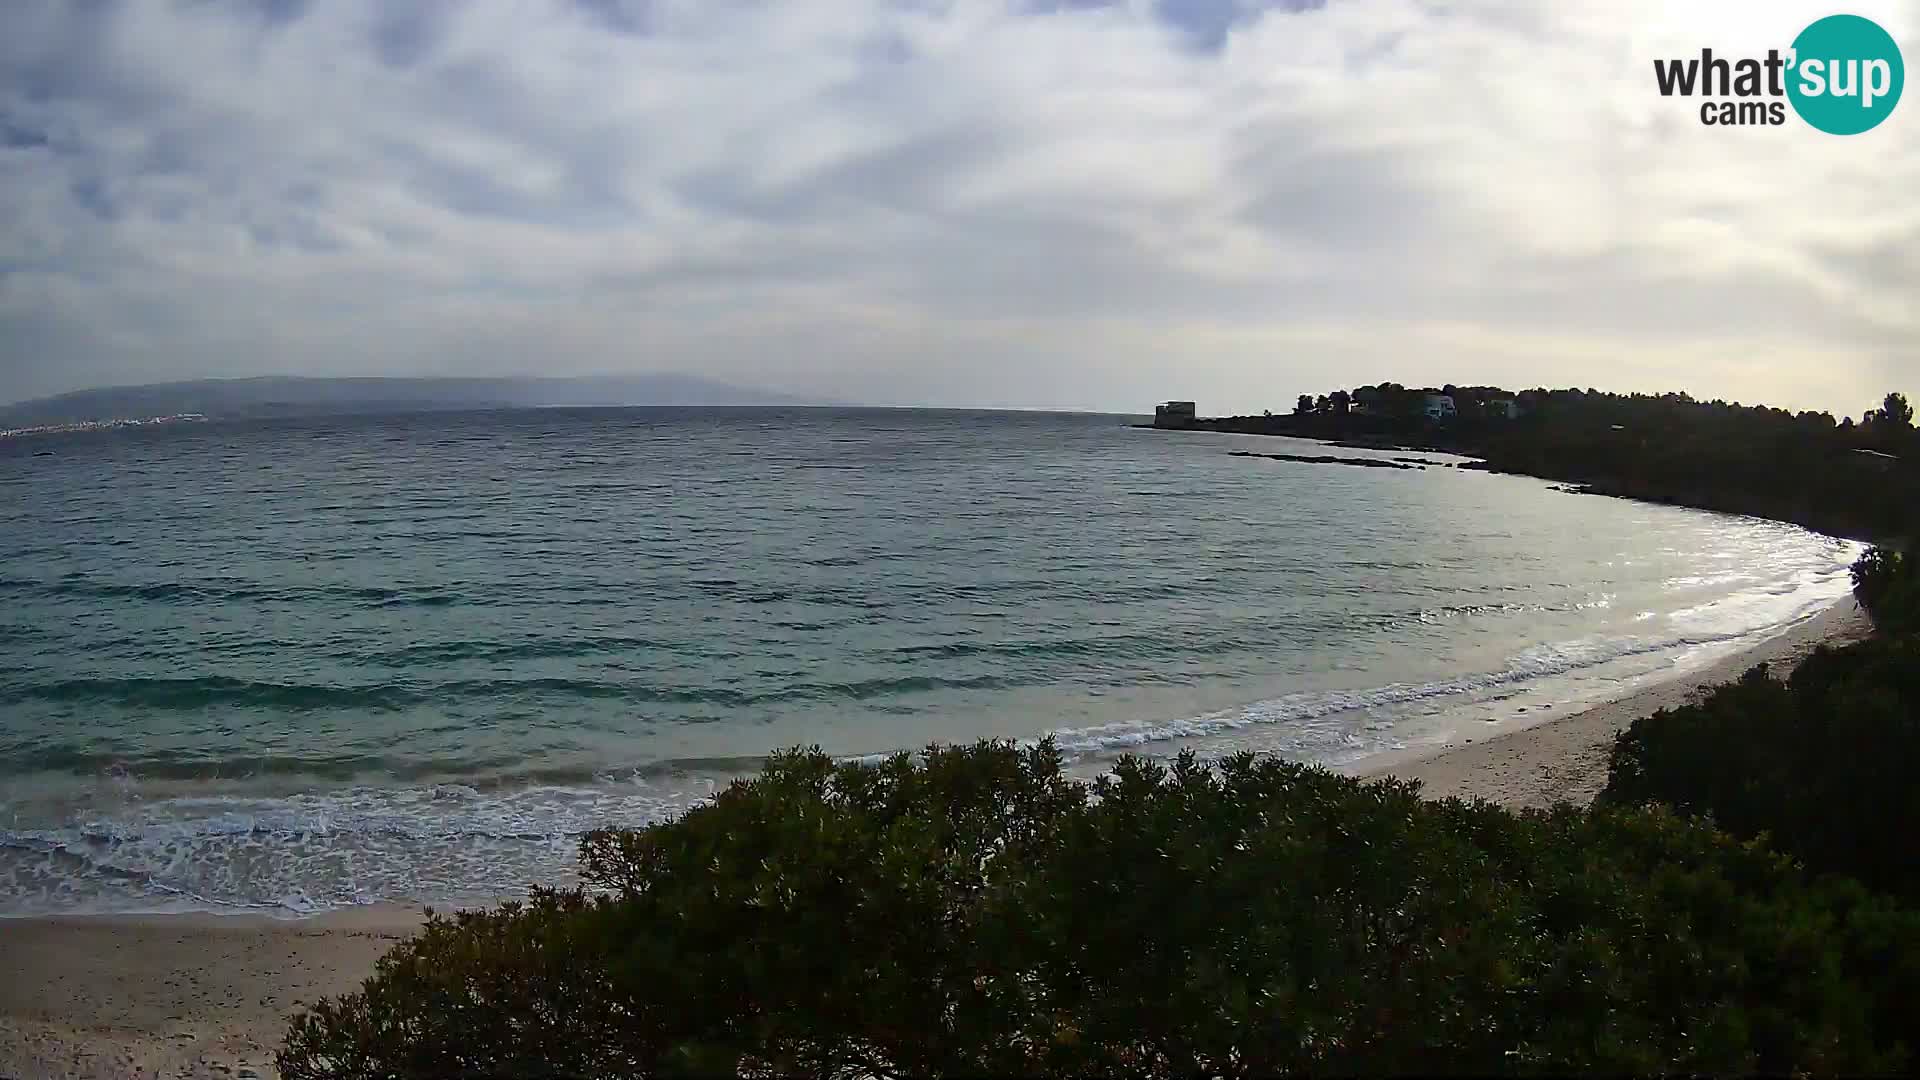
[0,0,1914,416]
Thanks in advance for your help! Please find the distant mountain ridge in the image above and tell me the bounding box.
[0,375,817,425]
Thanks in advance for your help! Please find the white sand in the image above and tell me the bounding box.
[0,905,423,1080]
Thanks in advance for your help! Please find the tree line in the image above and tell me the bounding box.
[1195,386,1919,543]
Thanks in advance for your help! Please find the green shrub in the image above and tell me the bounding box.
[1854,546,1920,634]
[1603,636,1920,901]
[282,742,1917,1078]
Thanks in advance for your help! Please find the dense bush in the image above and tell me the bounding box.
[282,742,1919,1078]
[1599,552,1920,1067]
[1854,545,1920,634]
[1602,632,1920,901]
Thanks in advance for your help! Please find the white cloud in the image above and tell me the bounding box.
[0,0,1914,415]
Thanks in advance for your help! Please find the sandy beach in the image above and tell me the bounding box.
[0,596,1874,1079]
[1358,595,1873,806]
[0,906,423,1080]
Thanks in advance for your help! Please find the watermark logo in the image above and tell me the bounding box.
[1788,14,1904,133]
[1654,13,1904,133]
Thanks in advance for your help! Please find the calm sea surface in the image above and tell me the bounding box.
[0,408,1859,915]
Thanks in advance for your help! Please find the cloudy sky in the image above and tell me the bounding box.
[1,0,1914,415]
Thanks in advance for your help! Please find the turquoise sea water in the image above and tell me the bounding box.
[0,408,1860,914]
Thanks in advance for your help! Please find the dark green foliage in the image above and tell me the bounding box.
[279,890,656,1079]
[1603,633,1920,900]
[1873,392,1915,431]
[282,742,1918,1078]
[1199,388,1920,543]
[1854,546,1920,634]
[1599,625,1920,1072]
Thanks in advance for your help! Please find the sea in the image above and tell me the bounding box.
[0,408,1862,916]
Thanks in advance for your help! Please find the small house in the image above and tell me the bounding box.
[1154,401,1197,429]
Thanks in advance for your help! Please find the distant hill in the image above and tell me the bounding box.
[0,375,818,426]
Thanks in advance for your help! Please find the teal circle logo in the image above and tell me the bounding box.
[1787,14,1904,134]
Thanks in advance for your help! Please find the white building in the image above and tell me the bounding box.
[1420,393,1456,420]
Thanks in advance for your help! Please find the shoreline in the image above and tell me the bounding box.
[1149,423,1903,549]
[1355,594,1872,806]
[0,596,1876,1078]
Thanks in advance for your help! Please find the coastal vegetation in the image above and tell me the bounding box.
[1852,545,1920,635]
[1604,544,1920,901]
[1594,546,1920,1066]
[1194,387,1919,543]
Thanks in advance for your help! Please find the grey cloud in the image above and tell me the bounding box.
[0,0,1913,414]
